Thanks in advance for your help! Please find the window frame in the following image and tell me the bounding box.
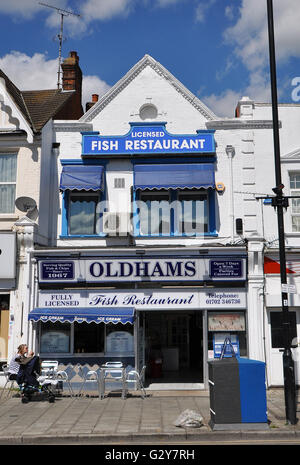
[38,321,134,357]
[60,162,106,238]
[68,190,101,236]
[133,187,216,237]
[0,153,17,214]
[289,172,300,232]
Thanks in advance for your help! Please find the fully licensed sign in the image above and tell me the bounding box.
[81,123,215,156]
[38,289,247,310]
[38,256,247,284]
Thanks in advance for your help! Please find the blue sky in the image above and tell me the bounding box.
[0,0,299,117]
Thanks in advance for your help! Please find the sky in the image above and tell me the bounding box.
[0,0,299,117]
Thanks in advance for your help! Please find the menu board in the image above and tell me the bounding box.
[40,330,70,353]
[106,331,134,354]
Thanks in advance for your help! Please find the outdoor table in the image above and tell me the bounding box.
[99,365,127,399]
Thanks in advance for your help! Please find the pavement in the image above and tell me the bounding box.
[1,387,300,445]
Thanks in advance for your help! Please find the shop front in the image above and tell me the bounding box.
[30,252,247,388]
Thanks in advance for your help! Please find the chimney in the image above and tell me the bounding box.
[86,93,99,112]
[55,51,83,119]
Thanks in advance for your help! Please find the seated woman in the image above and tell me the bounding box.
[8,345,31,379]
[8,344,40,387]
[16,345,40,388]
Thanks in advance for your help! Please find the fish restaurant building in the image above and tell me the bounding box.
[25,54,263,389]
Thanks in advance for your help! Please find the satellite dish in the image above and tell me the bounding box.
[15,196,38,220]
[15,196,37,212]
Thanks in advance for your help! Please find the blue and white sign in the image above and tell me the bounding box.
[213,334,240,358]
[82,123,215,156]
[37,289,247,310]
[41,262,74,280]
[38,256,246,284]
[210,260,243,279]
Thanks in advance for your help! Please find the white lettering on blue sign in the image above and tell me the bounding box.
[82,125,215,155]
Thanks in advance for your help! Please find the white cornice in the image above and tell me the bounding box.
[53,121,93,132]
[80,55,217,123]
[281,148,300,161]
[206,119,279,130]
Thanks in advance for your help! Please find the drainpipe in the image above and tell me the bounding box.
[226,145,235,243]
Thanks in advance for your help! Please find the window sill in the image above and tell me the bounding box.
[133,233,218,238]
[0,214,19,221]
[59,234,106,239]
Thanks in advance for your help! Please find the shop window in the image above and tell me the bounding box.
[290,173,300,232]
[68,191,100,235]
[207,311,247,358]
[74,322,104,353]
[40,322,71,353]
[0,154,17,213]
[270,312,297,348]
[136,189,211,236]
[106,323,134,354]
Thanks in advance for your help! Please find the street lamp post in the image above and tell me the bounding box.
[266,0,297,424]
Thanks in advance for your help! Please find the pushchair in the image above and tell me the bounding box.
[17,356,58,403]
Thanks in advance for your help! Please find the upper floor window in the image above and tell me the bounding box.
[68,191,100,235]
[0,154,17,213]
[290,173,300,232]
[133,163,215,237]
[60,164,104,237]
[137,189,209,236]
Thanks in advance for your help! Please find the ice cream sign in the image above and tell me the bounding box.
[82,123,215,156]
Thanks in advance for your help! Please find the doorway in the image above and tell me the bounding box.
[142,310,204,387]
[266,308,300,386]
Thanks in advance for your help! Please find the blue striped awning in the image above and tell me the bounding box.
[28,307,134,324]
[59,165,104,191]
[133,163,215,190]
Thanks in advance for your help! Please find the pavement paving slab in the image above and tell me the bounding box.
[0,388,299,444]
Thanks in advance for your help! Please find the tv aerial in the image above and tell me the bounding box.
[39,2,81,89]
[15,196,38,221]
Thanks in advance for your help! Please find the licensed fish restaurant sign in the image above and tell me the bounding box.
[38,289,247,310]
[38,256,246,284]
[81,123,215,156]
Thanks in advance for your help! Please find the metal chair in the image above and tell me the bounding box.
[0,364,18,401]
[78,366,100,397]
[56,370,74,397]
[40,360,59,378]
[103,361,123,367]
[126,365,147,399]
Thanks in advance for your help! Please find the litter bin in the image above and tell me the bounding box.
[208,357,268,430]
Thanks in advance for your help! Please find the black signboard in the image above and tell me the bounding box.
[210,260,243,278]
[41,262,74,280]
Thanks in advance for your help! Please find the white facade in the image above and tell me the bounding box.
[6,54,300,388]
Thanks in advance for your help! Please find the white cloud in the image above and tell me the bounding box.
[224,0,300,70]
[206,0,300,117]
[82,75,111,109]
[202,69,273,117]
[0,51,110,109]
[195,0,216,23]
[224,5,234,21]
[202,88,241,117]
[0,0,68,19]
[0,51,58,89]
